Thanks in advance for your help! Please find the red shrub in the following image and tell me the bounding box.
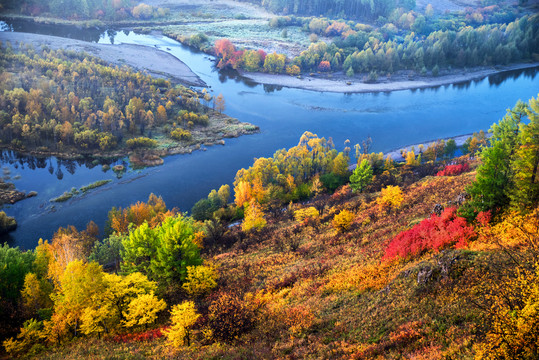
[383,207,476,260]
[318,60,331,72]
[436,163,470,176]
[112,327,166,343]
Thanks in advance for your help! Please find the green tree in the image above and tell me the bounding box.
[0,244,35,301]
[462,102,527,218]
[349,159,373,192]
[510,96,539,212]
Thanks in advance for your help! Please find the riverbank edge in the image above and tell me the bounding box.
[0,124,260,166]
[238,62,539,93]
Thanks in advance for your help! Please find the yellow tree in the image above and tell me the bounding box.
[122,293,166,330]
[215,94,225,113]
[165,301,200,347]
[182,265,219,297]
[376,185,404,213]
[242,199,267,232]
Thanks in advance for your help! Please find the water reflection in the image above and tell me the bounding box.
[0,150,124,178]
[0,19,104,42]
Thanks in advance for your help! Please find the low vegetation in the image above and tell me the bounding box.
[0,94,537,359]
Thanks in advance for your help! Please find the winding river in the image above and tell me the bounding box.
[0,20,538,249]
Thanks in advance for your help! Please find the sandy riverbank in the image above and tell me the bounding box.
[240,62,539,93]
[0,31,205,87]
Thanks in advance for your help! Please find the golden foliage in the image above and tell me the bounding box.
[475,267,539,359]
[376,185,404,213]
[294,207,320,222]
[324,261,396,293]
[242,199,267,232]
[182,265,219,296]
[165,301,200,348]
[122,293,166,329]
[332,209,355,233]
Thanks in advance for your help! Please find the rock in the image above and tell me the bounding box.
[112,164,125,172]
[417,265,435,285]
[433,204,444,216]
[0,211,17,234]
[455,192,469,206]
[27,191,38,198]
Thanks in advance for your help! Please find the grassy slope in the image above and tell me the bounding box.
[31,162,506,360]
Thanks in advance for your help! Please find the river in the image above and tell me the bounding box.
[0,20,538,249]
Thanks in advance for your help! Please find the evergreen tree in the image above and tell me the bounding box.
[349,159,373,192]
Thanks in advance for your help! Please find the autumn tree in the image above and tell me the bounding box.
[376,185,404,213]
[165,301,200,347]
[215,93,225,113]
[242,199,267,232]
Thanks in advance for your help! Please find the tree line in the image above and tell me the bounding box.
[0,42,214,155]
[1,0,168,21]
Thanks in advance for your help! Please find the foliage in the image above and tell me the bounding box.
[437,163,470,176]
[294,206,319,222]
[242,200,267,232]
[121,214,202,285]
[208,292,256,343]
[376,185,404,213]
[0,211,17,233]
[3,319,44,357]
[107,193,171,235]
[350,159,373,192]
[332,209,355,233]
[122,293,166,330]
[165,301,200,348]
[383,208,476,260]
[0,244,35,301]
[182,265,219,297]
[476,267,539,359]
[462,97,537,218]
[0,44,211,157]
[126,137,158,149]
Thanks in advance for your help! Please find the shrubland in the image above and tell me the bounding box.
[0,94,538,359]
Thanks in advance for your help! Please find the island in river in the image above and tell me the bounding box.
[0,31,259,167]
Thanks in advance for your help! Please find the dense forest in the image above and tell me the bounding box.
[0,41,233,157]
[204,11,538,77]
[238,0,415,20]
[0,0,167,21]
[1,94,537,359]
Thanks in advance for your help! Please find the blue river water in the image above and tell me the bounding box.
[0,22,537,249]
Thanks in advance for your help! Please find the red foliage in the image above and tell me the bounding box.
[476,210,492,226]
[111,327,166,343]
[436,163,470,176]
[257,49,267,63]
[318,60,331,72]
[214,39,236,64]
[383,207,476,260]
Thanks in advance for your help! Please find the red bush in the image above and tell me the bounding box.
[318,61,331,72]
[112,327,166,343]
[436,163,470,176]
[383,207,476,260]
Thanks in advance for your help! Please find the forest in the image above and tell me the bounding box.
[238,0,415,20]
[205,11,538,77]
[0,41,249,160]
[0,93,537,359]
[0,0,168,21]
